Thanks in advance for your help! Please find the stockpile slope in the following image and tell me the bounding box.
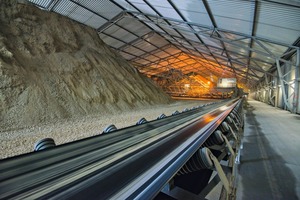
[0,1,171,131]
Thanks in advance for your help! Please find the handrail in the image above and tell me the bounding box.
[0,98,242,199]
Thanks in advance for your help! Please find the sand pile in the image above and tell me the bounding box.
[0,1,171,131]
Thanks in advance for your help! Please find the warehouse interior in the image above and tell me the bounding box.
[0,0,299,199]
[24,0,300,111]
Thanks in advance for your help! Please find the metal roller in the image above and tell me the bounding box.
[102,124,117,134]
[177,147,213,175]
[219,121,230,135]
[136,117,147,125]
[157,114,166,119]
[231,109,243,126]
[226,115,239,131]
[230,113,239,125]
[172,110,180,116]
[226,116,233,124]
[34,138,56,151]
[202,130,224,147]
[183,108,189,112]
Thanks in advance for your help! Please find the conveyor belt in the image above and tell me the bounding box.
[0,99,241,199]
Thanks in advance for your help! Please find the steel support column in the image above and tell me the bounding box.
[276,59,291,111]
[293,49,300,113]
[274,75,278,108]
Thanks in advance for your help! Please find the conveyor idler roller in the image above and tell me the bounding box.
[177,147,213,175]
[219,121,230,135]
[202,130,224,147]
[34,138,56,151]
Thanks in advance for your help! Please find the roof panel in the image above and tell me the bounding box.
[113,0,138,11]
[157,24,182,37]
[252,41,287,58]
[133,41,157,52]
[52,1,107,28]
[28,0,51,8]
[164,46,181,54]
[255,1,300,44]
[146,33,169,47]
[68,6,94,24]
[143,54,160,62]
[199,35,222,48]
[99,34,126,48]
[224,43,249,56]
[117,17,151,36]
[251,52,274,67]
[172,0,213,27]
[29,0,300,89]
[119,51,136,60]
[104,26,138,43]
[153,51,170,58]
[137,17,166,33]
[78,0,122,19]
[178,30,200,43]
[52,1,78,17]
[250,60,272,71]
[207,0,254,35]
[85,14,108,29]
[147,0,183,21]
[123,45,146,56]
[130,1,158,15]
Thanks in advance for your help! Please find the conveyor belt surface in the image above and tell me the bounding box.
[0,99,241,199]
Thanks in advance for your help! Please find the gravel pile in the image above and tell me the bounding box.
[0,99,218,159]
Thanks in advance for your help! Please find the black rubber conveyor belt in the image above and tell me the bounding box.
[0,99,240,199]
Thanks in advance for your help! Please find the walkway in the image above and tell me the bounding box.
[237,99,300,199]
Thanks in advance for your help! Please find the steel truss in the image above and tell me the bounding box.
[254,50,299,113]
[24,0,300,96]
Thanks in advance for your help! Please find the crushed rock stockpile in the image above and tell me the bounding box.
[0,1,171,131]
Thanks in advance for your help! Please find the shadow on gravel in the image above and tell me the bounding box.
[239,101,298,200]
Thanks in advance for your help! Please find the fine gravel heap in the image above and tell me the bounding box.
[0,99,217,159]
[0,1,171,131]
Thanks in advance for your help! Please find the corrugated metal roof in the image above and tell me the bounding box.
[256,1,300,44]
[27,0,300,89]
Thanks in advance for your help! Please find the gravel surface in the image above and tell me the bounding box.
[0,99,219,159]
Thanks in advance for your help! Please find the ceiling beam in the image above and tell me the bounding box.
[246,0,259,81]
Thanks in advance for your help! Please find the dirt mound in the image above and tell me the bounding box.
[0,1,171,131]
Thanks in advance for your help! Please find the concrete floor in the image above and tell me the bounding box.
[237,99,300,200]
